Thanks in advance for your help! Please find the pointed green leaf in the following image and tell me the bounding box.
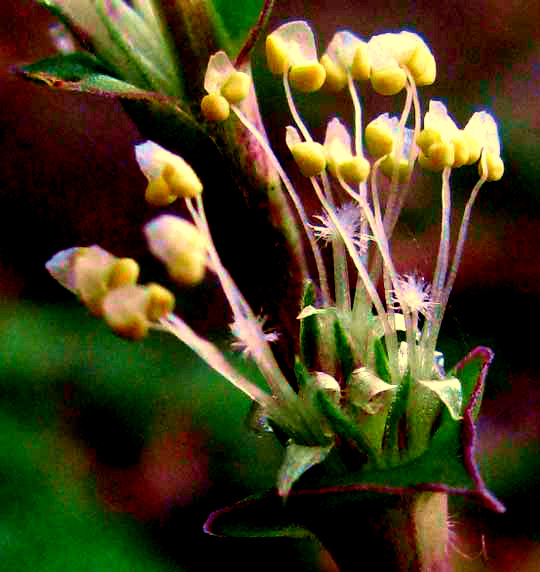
[374,337,392,383]
[299,281,319,370]
[19,52,112,83]
[382,372,411,460]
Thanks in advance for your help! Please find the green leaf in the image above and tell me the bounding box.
[211,0,268,54]
[19,52,112,83]
[277,442,333,498]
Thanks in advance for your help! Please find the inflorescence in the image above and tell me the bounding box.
[47,20,504,483]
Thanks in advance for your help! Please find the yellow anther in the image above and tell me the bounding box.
[479,151,504,181]
[289,62,326,92]
[108,257,140,290]
[463,131,482,165]
[73,246,117,316]
[380,155,409,183]
[266,34,289,75]
[290,141,327,177]
[102,285,149,341]
[339,156,371,184]
[201,92,230,122]
[365,120,395,158]
[370,66,407,95]
[424,142,455,170]
[414,52,436,86]
[321,53,348,92]
[351,42,371,82]
[145,176,176,206]
[145,283,175,321]
[450,133,470,168]
[144,215,208,286]
[416,128,442,155]
[161,161,203,200]
[220,71,251,104]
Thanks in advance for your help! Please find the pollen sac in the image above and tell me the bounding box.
[367,32,436,91]
[144,215,208,286]
[464,111,504,180]
[266,21,326,92]
[201,93,230,121]
[365,114,397,158]
[286,126,326,177]
[202,51,251,120]
[351,41,371,82]
[102,283,175,340]
[418,101,471,170]
[321,31,367,91]
[290,141,327,177]
[220,71,251,104]
[380,155,410,183]
[289,61,326,92]
[323,117,370,183]
[135,141,203,203]
[72,246,140,316]
[370,66,407,96]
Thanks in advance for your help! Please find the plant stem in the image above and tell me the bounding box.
[301,491,450,571]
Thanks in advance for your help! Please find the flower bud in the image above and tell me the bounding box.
[365,119,395,158]
[339,156,371,184]
[380,155,410,183]
[479,151,504,181]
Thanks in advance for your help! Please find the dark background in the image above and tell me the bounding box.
[1,1,540,570]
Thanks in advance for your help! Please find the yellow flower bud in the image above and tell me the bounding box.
[339,156,371,184]
[380,155,409,183]
[479,151,504,181]
[320,53,348,92]
[365,120,394,158]
[266,33,289,75]
[201,92,230,121]
[351,42,371,82]
[290,141,327,177]
[289,62,326,92]
[220,71,251,104]
[405,44,436,86]
[370,66,407,95]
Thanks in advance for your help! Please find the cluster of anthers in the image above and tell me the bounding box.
[47,21,503,484]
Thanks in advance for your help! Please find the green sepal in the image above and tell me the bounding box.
[293,356,311,393]
[315,391,378,467]
[277,442,333,499]
[299,281,319,370]
[374,336,392,383]
[333,318,355,383]
[382,371,411,461]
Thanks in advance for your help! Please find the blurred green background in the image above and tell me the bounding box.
[1,0,540,570]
